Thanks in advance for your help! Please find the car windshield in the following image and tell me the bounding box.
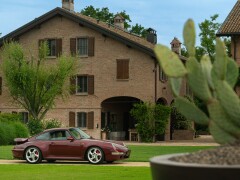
[69,128,91,140]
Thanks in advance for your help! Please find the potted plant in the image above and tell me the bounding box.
[150,19,240,180]
[101,126,111,140]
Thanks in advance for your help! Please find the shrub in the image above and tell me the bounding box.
[43,118,62,129]
[27,119,44,136]
[171,106,192,130]
[130,102,170,142]
[12,121,29,138]
[0,121,16,145]
[0,113,29,145]
[0,113,21,122]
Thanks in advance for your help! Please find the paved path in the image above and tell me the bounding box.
[0,160,150,167]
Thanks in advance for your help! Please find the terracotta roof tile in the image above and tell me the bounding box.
[217,0,240,35]
[73,12,155,50]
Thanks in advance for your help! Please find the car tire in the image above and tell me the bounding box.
[86,147,104,164]
[25,146,42,164]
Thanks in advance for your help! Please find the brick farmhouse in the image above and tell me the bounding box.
[0,0,188,140]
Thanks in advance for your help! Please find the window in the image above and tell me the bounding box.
[47,39,56,56]
[69,111,94,129]
[117,59,129,80]
[77,112,87,128]
[77,38,88,56]
[77,76,88,93]
[39,39,62,57]
[159,68,168,82]
[70,37,94,57]
[21,112,29,124]
[36,132,50,140]
[50,130,71,140]
[70,75,94,95]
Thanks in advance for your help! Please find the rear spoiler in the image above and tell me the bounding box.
[14,138,28,145]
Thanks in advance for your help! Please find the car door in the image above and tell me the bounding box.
[48,130,82,159]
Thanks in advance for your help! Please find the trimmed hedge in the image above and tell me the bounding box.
[0,114,29,145]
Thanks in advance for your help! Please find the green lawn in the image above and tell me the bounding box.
[0,145,214,161]
[0,165,151,180]
[126,145,214,162]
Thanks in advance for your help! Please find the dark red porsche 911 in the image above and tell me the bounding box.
[12,128,131,164]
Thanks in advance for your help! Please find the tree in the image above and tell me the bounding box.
[1,42,75,121]
[198,14,221,61]
[81,6,147,37]
[130,23,148,38]
[182,14,231,60]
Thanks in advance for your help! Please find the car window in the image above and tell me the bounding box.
[69,128,90,139]
[50,130,70,140]
[36,132,50,140]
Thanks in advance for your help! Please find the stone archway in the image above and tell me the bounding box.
[101,96,142,140]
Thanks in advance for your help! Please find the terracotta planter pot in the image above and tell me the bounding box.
[101,131,107,140]
[150,153,240,180]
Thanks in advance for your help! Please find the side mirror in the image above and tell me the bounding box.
[67,137,74,142]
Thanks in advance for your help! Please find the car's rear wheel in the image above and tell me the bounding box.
[25,147,42,164]
[87,147,104,164]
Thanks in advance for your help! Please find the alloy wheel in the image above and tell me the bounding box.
[87,147,104,164]
[25,147,42,164]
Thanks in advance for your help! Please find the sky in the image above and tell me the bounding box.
[0,0,237,47]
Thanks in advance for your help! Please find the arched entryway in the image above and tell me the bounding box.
[101,96,142,140]
[157,97,168,105]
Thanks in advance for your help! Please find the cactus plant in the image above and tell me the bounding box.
[154,19,240,144]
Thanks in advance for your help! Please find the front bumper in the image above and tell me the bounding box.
[106,149,131,161]
[12,149,24,159]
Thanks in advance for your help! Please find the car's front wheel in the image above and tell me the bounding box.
[25,147,42,164]
[87,147,104,164]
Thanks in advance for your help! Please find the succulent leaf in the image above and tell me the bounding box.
[209,121,237,144]
[174,96,209,125]
[183,19,196,57]
[200,55,214,90]
[154,45,187,77]
[170,77,182,96]
[212,38,228,80]
[208,100,240,138]
[226,57,238,88]
[215,80,240,127]
[186,57,212,101]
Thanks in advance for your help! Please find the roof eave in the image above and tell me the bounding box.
[0,7,155,57]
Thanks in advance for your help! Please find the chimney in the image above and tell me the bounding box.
[146,28,157,44]
[170,37,182,55]
[62,0,74,11]
[114,14,125,29]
